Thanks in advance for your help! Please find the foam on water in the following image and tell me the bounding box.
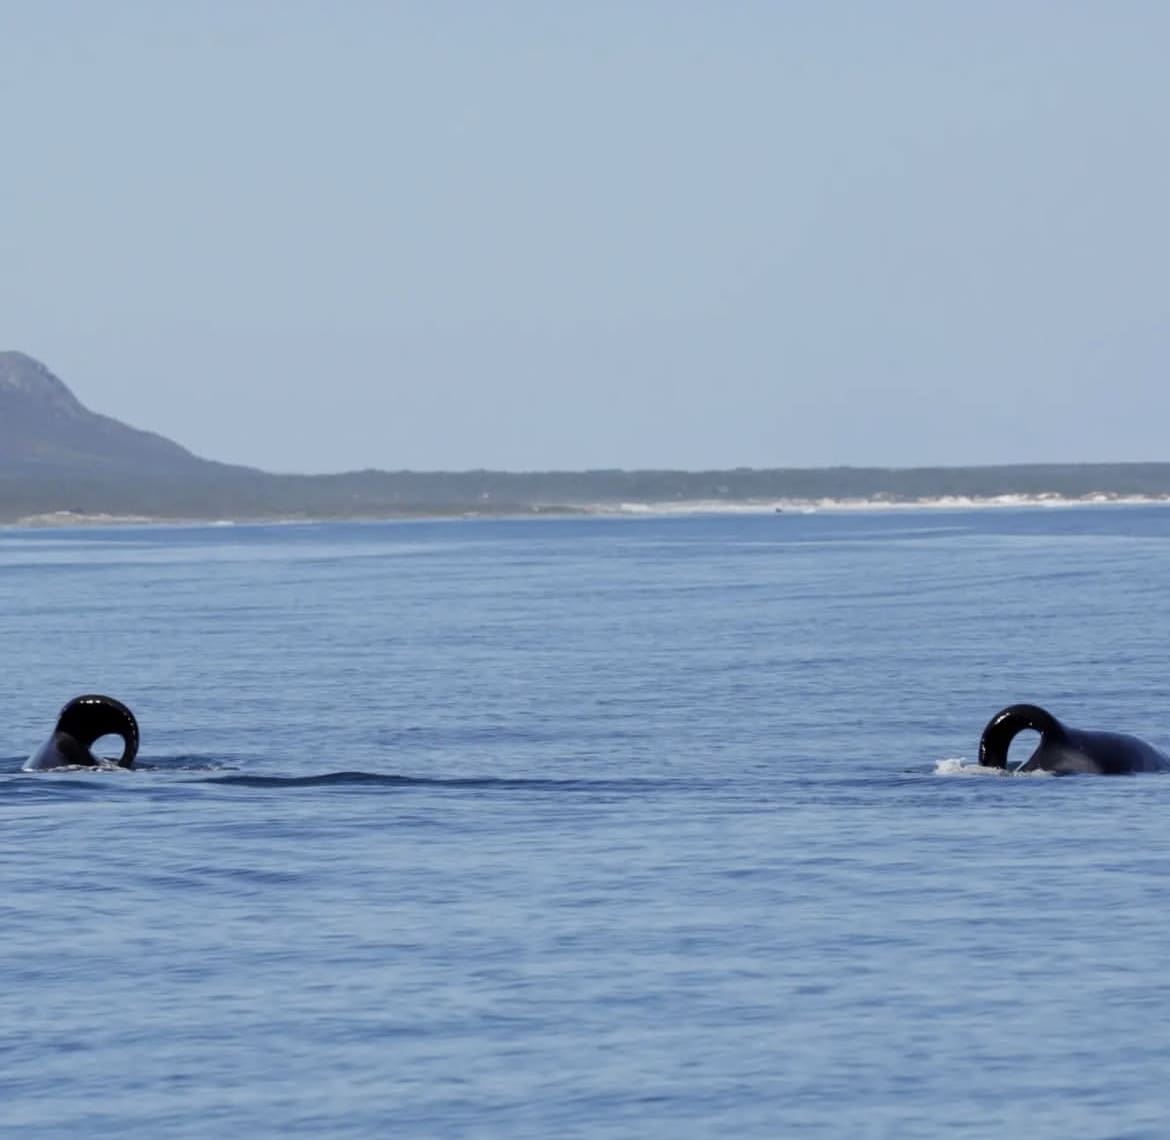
[601,493,1170,517]
[933,757,1054,777]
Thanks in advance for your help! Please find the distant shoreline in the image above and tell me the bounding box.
[10,354,1170,527]
[10,493,1170,529]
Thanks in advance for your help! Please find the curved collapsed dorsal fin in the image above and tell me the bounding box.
[54,694,139,768]
[978,703,1063,769]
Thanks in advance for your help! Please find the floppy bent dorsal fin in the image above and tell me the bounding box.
[55,694,139,768]
[978,703,1063,769]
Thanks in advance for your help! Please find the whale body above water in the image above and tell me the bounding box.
[24,694,139,771]
[979,704,1170,775]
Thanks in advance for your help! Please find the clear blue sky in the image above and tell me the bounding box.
[3,2,1167,474]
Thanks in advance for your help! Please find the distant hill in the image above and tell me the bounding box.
[3,350,1170,523]
[0,351,243,476]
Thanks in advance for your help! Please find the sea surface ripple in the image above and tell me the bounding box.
[4,508,1170,1138]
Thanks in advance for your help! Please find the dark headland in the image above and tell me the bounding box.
[3,350,1170,525]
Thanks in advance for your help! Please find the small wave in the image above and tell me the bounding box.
[1,756,673,790]
[592,494,1170,518]
[198,772,663,791]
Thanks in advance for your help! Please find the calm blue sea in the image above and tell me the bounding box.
[4,506,1170,1139]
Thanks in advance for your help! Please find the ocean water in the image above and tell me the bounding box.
[3,506,1170,1138]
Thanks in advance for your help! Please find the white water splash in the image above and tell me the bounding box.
[595,494,1170,518]
[933,757,1053,778]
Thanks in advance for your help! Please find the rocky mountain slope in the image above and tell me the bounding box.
[0,352,234,475]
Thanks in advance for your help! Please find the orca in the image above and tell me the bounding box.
[979,703,1170,775]
[24,694,139,771]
